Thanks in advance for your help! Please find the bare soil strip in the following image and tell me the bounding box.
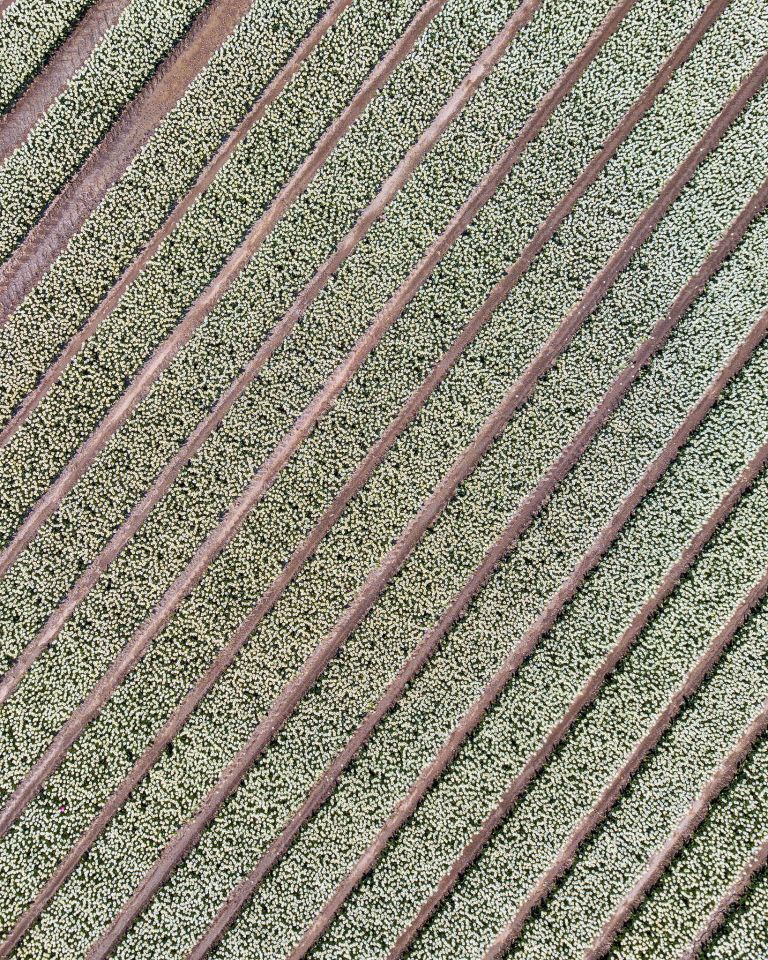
[583,708,768,960]
[282,259,768,960]
[0,0,535,705]
[183,7,738,956]
[0,0,132,163]
[486,573,768,959]
[33,5,650,958]
[81,20,768,960]
[0,3,684,950]
[0,0,447,581]
[390,386,768,958]
[0,0,254,318]
[679,837,768,960]
[0,0,356,451]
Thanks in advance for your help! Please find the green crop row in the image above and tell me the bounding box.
[492,592,768,960]
[609,734,768,960]
[0,0,504,547]
[0,0,93,112]
[704,866,768,960]
[4,22,766,956]
[0,0,210,261]
[0,0,332,420]
[0,0,760,948]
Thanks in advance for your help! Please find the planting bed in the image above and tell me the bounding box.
[0,0,766,957]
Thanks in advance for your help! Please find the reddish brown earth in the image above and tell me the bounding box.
[282,211,768,960]
[64,24,768,960]
[0,0,356,451]
[393,423,768,960]
[0,0,133,164]
[0,0,254,319]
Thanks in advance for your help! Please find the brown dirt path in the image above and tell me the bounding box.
[0,0,254,319]
[282,230,768,960]
[679,836,768,960]
[0,0,446,581]
[0,0,355,451]
[584,700,768,960]
[0,0,532,705]
[72,21,768,960]
[392,411,768,959]
[0,0,132,164]
[487,574,768,959]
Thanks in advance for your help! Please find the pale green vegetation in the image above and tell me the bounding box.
[0,0,766,956]
[0,0,210,259]
[0,0,93,111]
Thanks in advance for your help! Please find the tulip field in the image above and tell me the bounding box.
[0,0,767,957]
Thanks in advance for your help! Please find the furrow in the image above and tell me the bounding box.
[485,576,768,959]
[0,0,95,111]
[46,6,645,956]
[0,0,132,164]
[0,0,355,450]
[680,839,768,960]
[0,0,254,317]
[0,0,446,579]
[698,866,768,960]
[0,0,535,704]
[587,728,768,960]
[192,176,768,960]
[607,731,768,960]
[0,0,629,837]
[388,372,768,958]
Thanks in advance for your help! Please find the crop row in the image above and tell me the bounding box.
[0,0,760,936]
[0,0,212,261]
[0,0,733,842]
[608,733,768,960]
[0,0,514,552]
[0,0,93,112]
[0,0,333,419]
[215,254,768,957]
[0,0,607,692]
[704,865,768,960]
[479,584,768,960]
[5,50,768,957]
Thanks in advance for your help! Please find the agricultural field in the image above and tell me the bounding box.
[0,0,766,957]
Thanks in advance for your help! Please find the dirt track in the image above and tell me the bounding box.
[0,0,253,319]
[0,0,356,451]
[0,0,531,707]
[583,688,768,960]
[393,420,768,959]
[0,0,132,164]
